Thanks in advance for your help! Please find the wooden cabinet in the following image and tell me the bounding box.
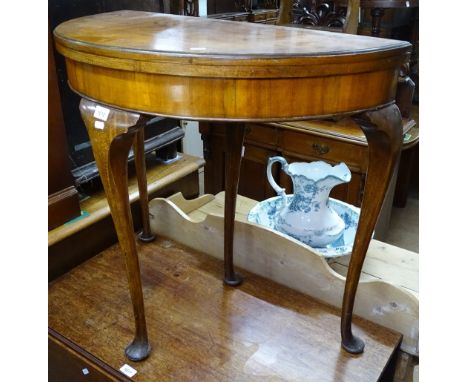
[48,26,81,230]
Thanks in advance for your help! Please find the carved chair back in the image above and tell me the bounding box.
[277,0,360,34]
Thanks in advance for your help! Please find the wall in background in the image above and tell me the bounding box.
[199,0,207,15]
[181,121,204,158]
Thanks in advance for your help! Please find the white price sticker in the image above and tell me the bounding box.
[120,364,137,378]
[94,120,105,130]
[94,105,110,121]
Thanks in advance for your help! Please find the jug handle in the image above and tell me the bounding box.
[267,156,288,208]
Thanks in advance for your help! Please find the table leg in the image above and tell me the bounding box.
[341,103,402,354]
[133,128,156,242]
[223,123,246,286]
[79,98,151,361]
[370,7,385,37]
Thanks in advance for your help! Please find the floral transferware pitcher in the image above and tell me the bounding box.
[267,156,351,247]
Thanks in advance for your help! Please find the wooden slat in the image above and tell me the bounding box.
[189,192,419,294]
[330,241,419,295]
[49,237,401,382]
[48,153,205,246]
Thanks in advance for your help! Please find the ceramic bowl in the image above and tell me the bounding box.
[247,195,361,258]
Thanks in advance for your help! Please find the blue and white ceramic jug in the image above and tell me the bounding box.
[267,156,351,247]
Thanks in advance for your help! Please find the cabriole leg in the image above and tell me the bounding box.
[79,98,151,361]
[133,128,155,243]
[223,123,246,286]
[341,104,403,353]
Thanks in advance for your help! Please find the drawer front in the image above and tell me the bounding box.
[200,123,278,149]
[49,333,129,382]
[245,123,278,147]
[281,130,368,171]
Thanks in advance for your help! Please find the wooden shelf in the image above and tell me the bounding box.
[48,153,204,247]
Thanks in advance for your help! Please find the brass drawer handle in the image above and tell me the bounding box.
[312,143,330,155]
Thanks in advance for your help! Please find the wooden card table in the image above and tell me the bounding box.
[53,10,411,360]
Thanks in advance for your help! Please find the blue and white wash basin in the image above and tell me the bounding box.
[247,195,362,258]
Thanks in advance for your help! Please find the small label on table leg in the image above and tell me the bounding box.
[94,120,105,130]
[94,105,110,121]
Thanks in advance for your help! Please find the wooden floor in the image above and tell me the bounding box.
[49,237,401,382]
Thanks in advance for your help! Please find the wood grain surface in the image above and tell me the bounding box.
[150,192,418,355]
[52,10,409,361]
[49,237,401,381]
[341,104,403,353]
[54,11,408,59]
[79,99,151,361]
[133,128,155,243]
[53,11,411,121]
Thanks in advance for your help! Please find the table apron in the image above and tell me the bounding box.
[65,59,399,121]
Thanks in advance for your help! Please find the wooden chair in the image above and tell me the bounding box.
[277,0,360,34]
[275,0,417,208]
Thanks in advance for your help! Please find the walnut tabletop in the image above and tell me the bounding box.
[54,10,411,121]
[54,10,410,361]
